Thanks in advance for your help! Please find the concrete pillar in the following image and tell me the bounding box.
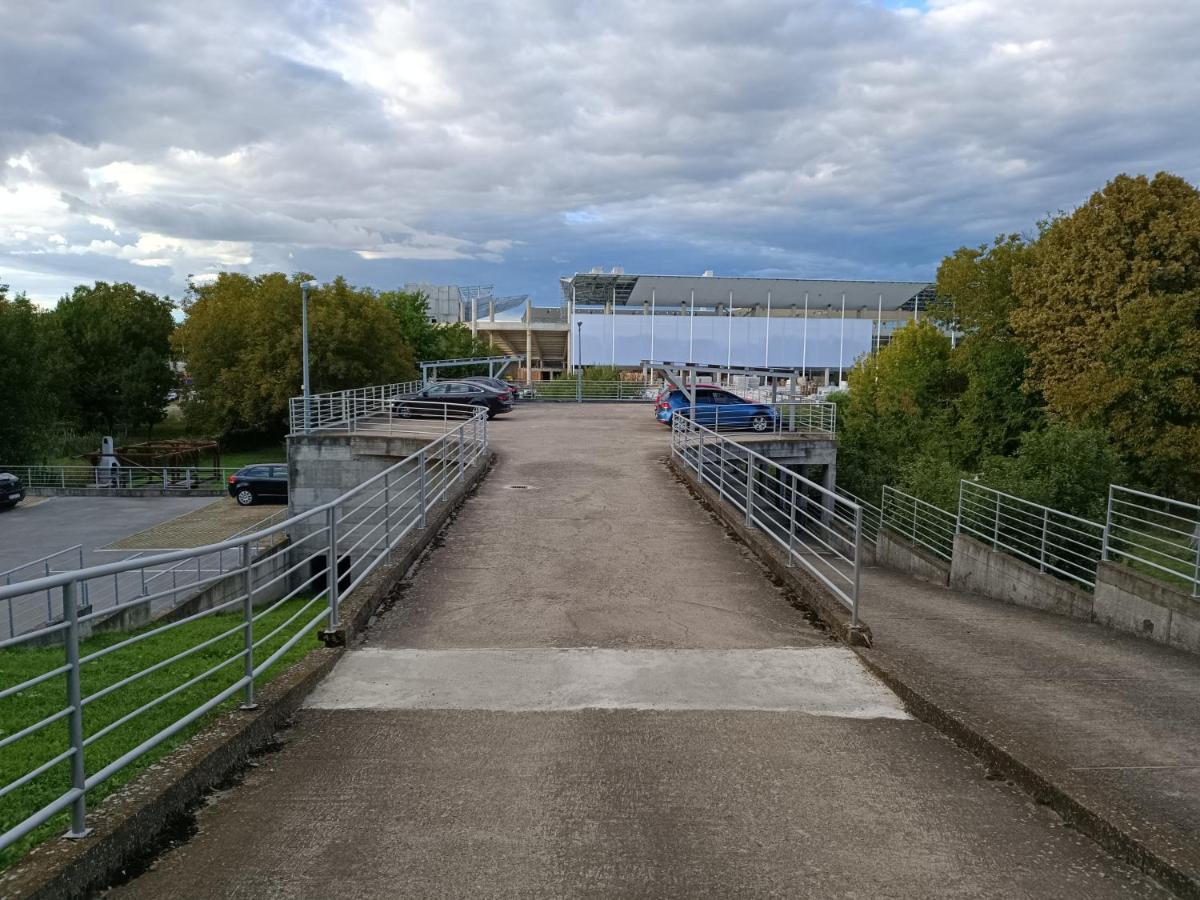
[824,367,830,386]
[525,301,533,388]
[822,462,837,524]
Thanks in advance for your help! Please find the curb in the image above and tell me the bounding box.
[0,452,496,900]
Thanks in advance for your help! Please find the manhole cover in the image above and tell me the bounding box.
[505,484,533,490]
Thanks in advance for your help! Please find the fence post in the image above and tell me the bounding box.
[955,480,965,534]
[1039,507,1049,573]
[63,579,91,838]
[696,430,704,480]
[786,476,797,567]
[745,456,755,525]
[576,369,582,403]
[383,472,392,551]
[1101,484,1114,561]
[851,506,863,630]
[418,450,428,529]
[326,505,340,630]
[5,575,13,639]
[457,426,465,481]
[992,493,1001,551]
[240,543,257,710]
[718,439,726,501]
[911,493,918,545]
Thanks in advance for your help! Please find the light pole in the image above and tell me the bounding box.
[300,280,318,433]
[576,320,583,371]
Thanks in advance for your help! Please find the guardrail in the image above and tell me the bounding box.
[671,412,862,623]
[1,466,234,492]
[958,480,1104,588]
[528,379,660,402]
[881,485,956,561]
[1103,485,1200,597]
[288,380,423,433]
[0,402,488,857]
[696,401,836,436]
[836,488,881,549]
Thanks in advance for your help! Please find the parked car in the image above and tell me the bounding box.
[655,388,779,432]
[392,380,513,419]
[462,375,519,404]
[0,471,25,510]
[227,464,288,506]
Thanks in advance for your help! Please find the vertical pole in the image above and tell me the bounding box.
[992,492,1001,551]
[240,543,256,709]
[786,475,797,567]
[851,506,863,629]
[688,289,695,362]
[718,438,727,501]
[458,426,465,481]
[745,456,755,525]
[726,290,733,369]
[1101,484,1114,561]
[1040,507,1049,573]
[525,300,533,388]
[802,293,809,382]
[45,560,52,621]
[955,480,965,535]
[6,575,14,640]
[610,286,616,367]
[64,580,90,838]
[326,505,340,630]
[301,284,312,434]
[697,430,704,481]
[161,467,168,489]
[764,290,771,367]
[838,292,846,386]
[384,472,392,551]
[875,293,883,354]
[568,284,576,373]
[650,288,656,363]
[418,450,428,528]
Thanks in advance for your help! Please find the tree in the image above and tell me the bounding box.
[53,281,175,435]
[0,286,62,460]
[1012,172,1200,495]
[176,273,417,435]
[837,320,962,503]
[380,289,494,375]
[934,234,1042,467]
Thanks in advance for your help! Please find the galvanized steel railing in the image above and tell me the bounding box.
[1103,485,1200,597]
[0,402,487,856]
[529,379,660,402]
[0,465,235,492]
[957,480,1105,588]
[288,380,423,433]
[696,401,836,436]
[881,486,956,562]
[672,412,862,624]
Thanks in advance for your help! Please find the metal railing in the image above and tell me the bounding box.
[881,486,956,561]
[672,412,862,623]
[696,401,836,436]
[836,488,881,549]
[958,480,1105,588]
[528,379,660,402]
[1103,485,1200,597]
[0,402,488,856]
[288,380,423,433]
[0,465,234,492]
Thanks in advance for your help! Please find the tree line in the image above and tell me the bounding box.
[835,172,1200,516]
[0,274,492,461]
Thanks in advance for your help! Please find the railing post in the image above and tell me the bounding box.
[745,456,755,525]
[326,505,340,630]
[851,506,863,630]
[718,438,726,501]
[6,575,14,639]
[1039,507,1049,573]
[992,493,1001,551]
[384,471,392,551]
[418,450,428,529]
[696,430,704,480]
[912,494,918,545]
[240,543,257,710]
[786,476,797,567]
[63,580,91,838]
[457,426,465,481]
[1101,484,1114,561]
[955,480,965,534]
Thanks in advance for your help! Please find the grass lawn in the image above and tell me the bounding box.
[220,443,287,471]
[0,598,325,870]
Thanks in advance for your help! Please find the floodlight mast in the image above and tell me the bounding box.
[300,280,319,433]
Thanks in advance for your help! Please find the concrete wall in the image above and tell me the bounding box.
[1094,561,1200,654]
[877,528,950,587]
[950,533,1094,620]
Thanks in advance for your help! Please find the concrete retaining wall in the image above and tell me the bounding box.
[1094,560,1200,654]
[876,528,950,587]
[949,533,1093,621]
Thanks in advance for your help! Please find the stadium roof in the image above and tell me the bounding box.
[560,272,934,311]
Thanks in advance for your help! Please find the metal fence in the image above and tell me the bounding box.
[0,402,488,856]
[1104,485,1200,597]
[288,381,423,433]
[958,480,1105,588]
[1,465,234,492]
[880,485,956,561]
[696,401,836,436]
[671,412,863,623]
[836,488,881,550]
[527,379,660,402]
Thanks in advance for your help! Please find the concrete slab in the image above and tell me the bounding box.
[305,647,911,717]
[113,710,1168,899]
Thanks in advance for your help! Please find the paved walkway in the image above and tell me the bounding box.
[115,406,1167,898]
[859,565,1200,891]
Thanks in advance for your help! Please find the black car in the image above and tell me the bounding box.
[0,472,25,510]
[392,380,513,419]
[227,464,288,506]
[462,376,519,404]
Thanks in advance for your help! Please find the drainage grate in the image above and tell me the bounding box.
[506,484,531,490]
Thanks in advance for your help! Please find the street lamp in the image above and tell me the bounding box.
[300,280,319,433]
[576,320,583,372]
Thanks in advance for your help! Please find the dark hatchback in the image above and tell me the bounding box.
[227,464,288,506]
[392,380,513,419]
[0,472,25,510]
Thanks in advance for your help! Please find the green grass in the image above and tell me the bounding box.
[219,441,287,471]
[0,598,325,870]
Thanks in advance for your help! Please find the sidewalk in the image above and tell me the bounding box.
[857,565,1200,896]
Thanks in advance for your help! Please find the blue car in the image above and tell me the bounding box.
[655,387,778,431]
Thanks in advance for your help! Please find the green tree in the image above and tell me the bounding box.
[0,286,63,460]
[53,281,175,435]
[837,320,962,503]
[380,289,494,375]
[176,274,417,435]
[934,234,1042,467]
[1012,172,1200,495]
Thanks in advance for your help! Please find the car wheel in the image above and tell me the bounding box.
[235,487,256,506]
[751,414,770,432]
[397,404,413,418]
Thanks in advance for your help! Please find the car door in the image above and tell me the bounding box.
[691,390,719,425]
[267,465,288,499]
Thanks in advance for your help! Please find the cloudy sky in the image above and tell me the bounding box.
[2,0,1198,305]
